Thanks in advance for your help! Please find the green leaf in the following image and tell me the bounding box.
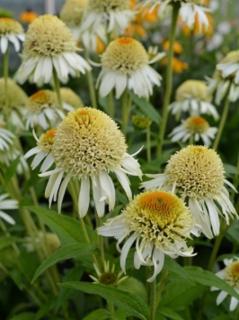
[131,94,160,123]
[32,243,93,282]
[61,281,149,320]
[4,156,20,180]
[9,313,35,320]
[185,266,239,300]
[82,309,111,320]
[0,236,19,250]
[158,308,185,320]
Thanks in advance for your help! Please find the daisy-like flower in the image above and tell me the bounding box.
[142,146,237,239]
[0,17,24,54]
[209,51,239,105]
[212,258,239,311]
[36,108,142,217]
[16,15,90,85]
[0,78,28,130]
[147,0,210,32]
[0,121,14,151]
[25,90,70,130]
[60,0,88,40]
[97,37,163,99]
[25,129,56,173]
[60,87,84,110]
[169,116,217,146]
[0,194,18,225]
[90,260,127,285]
[170,80,219,120]
[98,190,194,282]
[80,0,134,50]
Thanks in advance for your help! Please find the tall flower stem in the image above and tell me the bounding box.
[86,69,97,108]
[149,278,157,320]
[146,126,152,162]
[157,4,180,157]
[53,68,63,109]
[213,91,231,150]
[122,91,131,134]
[107,92,115,118]
[3,49,9,117]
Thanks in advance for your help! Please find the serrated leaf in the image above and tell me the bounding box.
[61,281,149,320]
[32,243,93,282]
[82,309,111,320]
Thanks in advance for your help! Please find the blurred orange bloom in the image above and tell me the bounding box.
[181,13,214,37]
[20,10,38,24]
[163,40,183,55]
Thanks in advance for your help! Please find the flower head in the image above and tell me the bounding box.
[209,51,239,104]
[0,17,24,53]
[213,258,239,311]
[142,146,237,238]
[90,260,127,285]
[98,190,194,282]
[30,108,141,217]
[60,87,83,109]
[170,116,217,146]
[60,0,88,27]
[16,15,90,85]
[170,80,218,120]
[98,37,162,98]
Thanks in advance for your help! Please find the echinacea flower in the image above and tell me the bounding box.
[209,51,239,104]
[60,87,84,110]
[0,17,24,54]
[0,193,18,225]
[142,146,237,239]
[80,0,134,50]
[60,0,88,40]
[0,78,28,130]
[170,80,218,120]
[97,37,163,99]
[90,260,127,285]
[16,15,90,85]
[169,116,217,146]
[25,90,70,130]
[25,129,56,173]
[35,108,142,217]
[98,190,194,282]
[212,258,239,311]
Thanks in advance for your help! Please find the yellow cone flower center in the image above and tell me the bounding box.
[124,190,192,245]
[60,88,83,108]
[38,129,57,153]
[166,146,225,199]
[0,78,27,110]
[89,0,129,12]
[27,90,57,112]
[23,15,76,57]
[52,107,127,176]
[225,261,239,289]
[60,0,88,26]
[176,80,211,102]
[102,37,148,75]
[0,18,23,35]
[185,116,209,134]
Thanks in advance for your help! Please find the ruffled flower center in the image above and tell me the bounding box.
[0,18,23,35]
[88,0,129,12]
[185,116,209,134]
[38,129,57,153]
[176,80,211,102]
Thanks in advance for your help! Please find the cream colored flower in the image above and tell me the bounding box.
[0,194,18,225]
[0,17,24,53]
[142,146,237,239]
[170,80,218,119]
[97,37,163,99]
[60,87,84,109]
[30,108,142,217]
[98,190,194,282]
[169,116,217,146]
[0,121,14,152]
[16,15,90,85]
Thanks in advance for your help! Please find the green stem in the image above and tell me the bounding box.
[149,278,157,320]
[53,68,63,109]
[86,69,97,108]
[146,127,151,162]
[3,49,9,118]
[213,89,231,150]
[122,91,131,134]
[107,92,115,118]
[157,4,180,157]
[207,224,227,271]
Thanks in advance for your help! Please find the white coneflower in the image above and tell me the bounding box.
[60,0,88,40]
[97,37,163,99]
[25,90,70,130]
[170,80,219,120]
[0,194,18,225]
[98,190,194,282]
[60,87,84,110]
[80,0,134,50]
[169,116,217,146]
[0,78,27,130]
[36,108,142,216]
[212,258,239,311]
[0,122,14,151]
[146,0,210,32]
[16,15,90,85]
[0,17,24,54]
[142,146,237,239]
[209,51,239,105]
[90,260,127,285]
[25,129,56,173]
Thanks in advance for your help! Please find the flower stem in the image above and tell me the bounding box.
[3,49,9,117]
[86,69,97,108]
[149,278,157,320]
[122,91,131,134]
[146,127,152,162]
[107,92,115,118]
[207,224,227,271]
[213,88,231,150]
[157,4,180,157]
[53,68,63,109]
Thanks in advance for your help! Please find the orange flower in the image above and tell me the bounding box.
[20,10,38,24]
[181,13,214,37]
[161,57,188,74]
[163,40,183,55]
